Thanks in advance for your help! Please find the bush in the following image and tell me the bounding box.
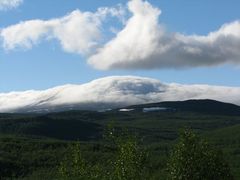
[109,133,147,180]
[167,129,233,180]
[58,142,102,180]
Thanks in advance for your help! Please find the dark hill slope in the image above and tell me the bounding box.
[123,99,240,115]
[0,99,240,141]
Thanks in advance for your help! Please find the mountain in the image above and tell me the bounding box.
[0,76,240,113]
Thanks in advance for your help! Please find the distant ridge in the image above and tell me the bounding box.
[119,99,240,116]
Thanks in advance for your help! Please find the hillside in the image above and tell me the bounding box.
[122,99,240,115]
[1,100,240,141]
[0,99,240,179]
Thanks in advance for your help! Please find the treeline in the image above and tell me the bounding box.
[58,127,233,180]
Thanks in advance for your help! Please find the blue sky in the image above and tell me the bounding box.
[0,0,240,92]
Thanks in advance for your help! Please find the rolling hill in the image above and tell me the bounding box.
[0,99,240,141]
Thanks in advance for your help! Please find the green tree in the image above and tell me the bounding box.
[104,125,148,180]
[167,129,233,180]
[110,135,147,180]
[58,142,102,180]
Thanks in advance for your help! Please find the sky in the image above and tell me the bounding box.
[0,0,240,92]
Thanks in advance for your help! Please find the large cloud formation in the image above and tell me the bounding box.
[0,76,240,113]
[88,0,240,69]
[1,0,240,69]
[0,0,23,10]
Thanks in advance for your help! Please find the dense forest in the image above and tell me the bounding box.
[0,100,240,179]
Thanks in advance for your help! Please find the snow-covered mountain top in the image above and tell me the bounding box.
[0,76,239,113]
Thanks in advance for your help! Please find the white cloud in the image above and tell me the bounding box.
[1,0,240,70]
[0,76,240,113]
[0,0,23,10]
[88,0,240,70]
[0,6,125,54]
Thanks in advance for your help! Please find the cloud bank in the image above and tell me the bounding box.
[0,76,240,113]
[1,0,240,69]
[0,0,23,10]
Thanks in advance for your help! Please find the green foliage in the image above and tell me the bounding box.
[0,136,67,179]
[106,126,147,180]
[167,129,233,180]
[111,138,147,180]
[58,126,147,180]
[58,142,102,180]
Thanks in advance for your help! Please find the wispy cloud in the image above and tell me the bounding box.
[0,76,240,113]
[0,5,125,55]
[0,0,23,10]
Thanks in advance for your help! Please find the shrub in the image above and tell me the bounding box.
[167,129,233,180]
[58,142,102,180]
